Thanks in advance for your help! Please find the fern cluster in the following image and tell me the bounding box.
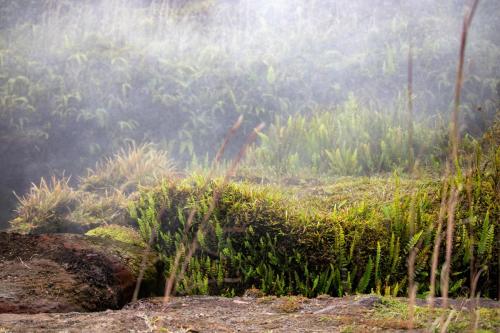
[130,146,498,298]
[244,95,448,177]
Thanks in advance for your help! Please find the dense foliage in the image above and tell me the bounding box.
[131,143,499,298]
[244,95,449,178]
[9,134,499,299]
[2,0,500,303]
[1,0,499,224]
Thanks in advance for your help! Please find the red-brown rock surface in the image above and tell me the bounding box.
[0,232,163,314]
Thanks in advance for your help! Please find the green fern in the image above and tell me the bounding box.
[478,211,494,258]
[356,256,373,293]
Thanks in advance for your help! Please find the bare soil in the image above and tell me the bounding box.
[1,233,498,332]
[1,295,498,333]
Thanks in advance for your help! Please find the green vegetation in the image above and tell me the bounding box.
[244,95,447,178]
[127,139,498,298]
[86,224,145,247]
[1,0,499,220]
[374,297,500,332]
[8,126,499,299]
[2,0,500,320]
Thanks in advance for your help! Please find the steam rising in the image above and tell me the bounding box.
[10,0,499,113]
[0,0,499,227]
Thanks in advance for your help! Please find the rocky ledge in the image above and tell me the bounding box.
[0,232,163,313]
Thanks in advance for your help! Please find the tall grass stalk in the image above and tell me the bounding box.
[408,246,418,330]
[470,268,485,332]
[428,169,450,308]
[407,41,414,172]
[441,0,480,310]
[441,185,459,308]
[440,309,457,333]
[163,115,244,303]
[163,121,264,303]
[451,0,480,164]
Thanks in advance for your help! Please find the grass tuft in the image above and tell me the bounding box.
[80,143,176,194]
[11,176,79,233]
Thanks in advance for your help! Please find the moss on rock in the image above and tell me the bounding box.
[86,225,145,247]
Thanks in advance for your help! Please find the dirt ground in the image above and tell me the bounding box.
[0,295,499,333]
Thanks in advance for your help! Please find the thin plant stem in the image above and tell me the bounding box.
[408,247,418,330]
[162,115,244,303]
[470,269,483,333]
[441,185,459,308]
[163,122,265,304]
[428,167,450,308]
[407,40,414,172]
[450,0,480,165]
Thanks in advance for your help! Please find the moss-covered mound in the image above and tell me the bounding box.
[131,158,499,298]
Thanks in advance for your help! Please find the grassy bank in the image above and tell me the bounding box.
[9,135,499,300]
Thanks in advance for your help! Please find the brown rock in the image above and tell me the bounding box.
[0,232,164,314]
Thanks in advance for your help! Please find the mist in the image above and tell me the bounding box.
[0,0,499,228]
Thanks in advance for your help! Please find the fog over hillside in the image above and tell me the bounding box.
[0,0,499,227]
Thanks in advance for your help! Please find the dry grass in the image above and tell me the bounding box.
[407,247,417,330]
[407,40,414,171]
[11,176,79,233]
[80,143,176,194]
[450,0,480,163]
[442,0,480,310]
[74,190,132,226]
[428,170,450,308]
[273,296,307,313]
[10,144,174,234]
